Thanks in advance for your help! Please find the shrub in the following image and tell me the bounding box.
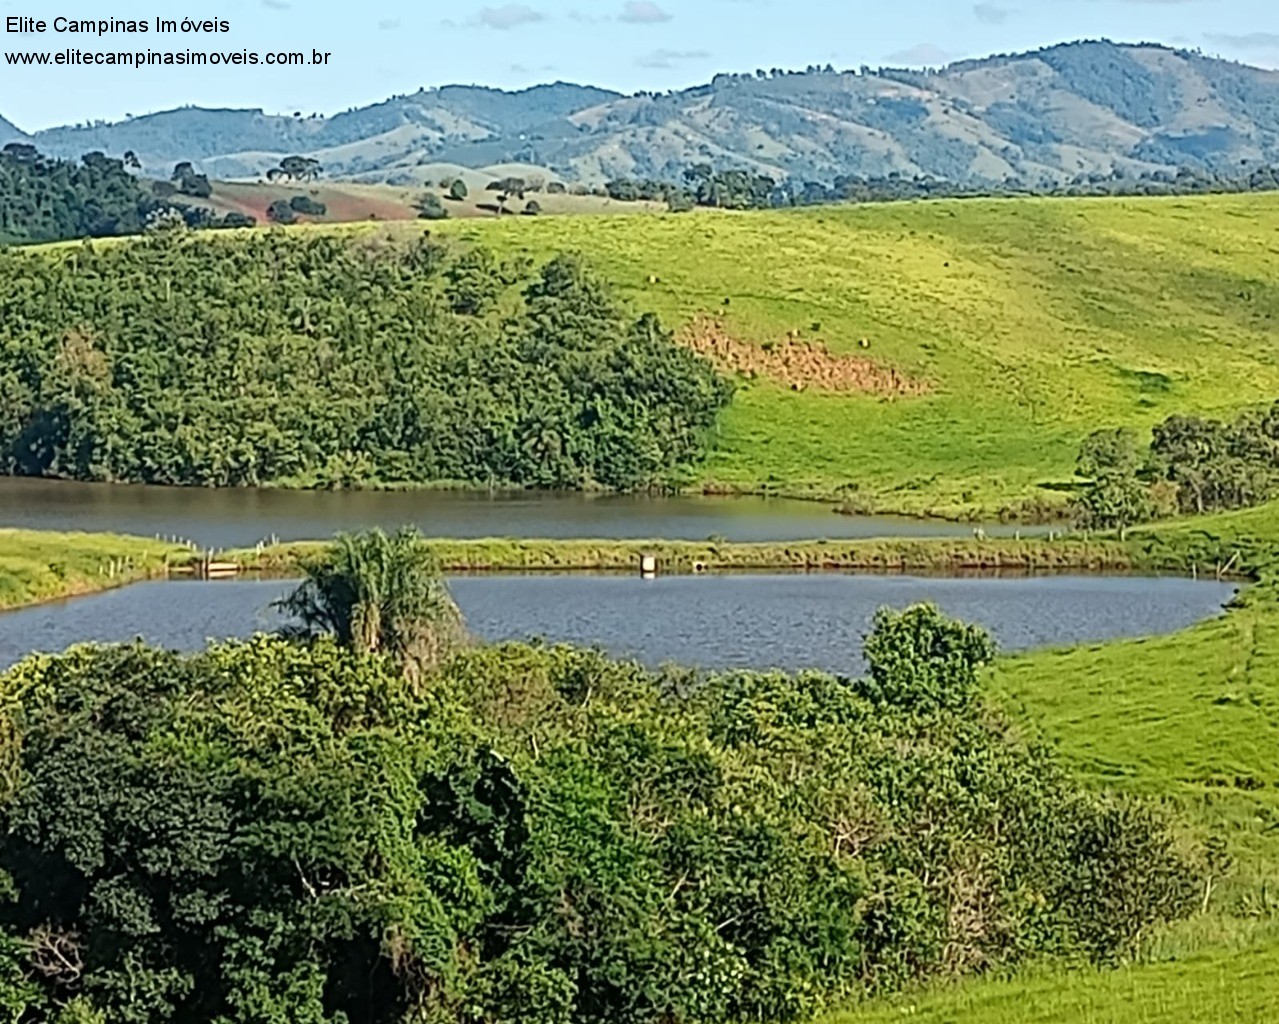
[0,602,1199,1022]
[288,194,327,216]
[860,602,996,711]
[265,198,296,224]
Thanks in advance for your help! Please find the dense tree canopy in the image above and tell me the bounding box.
[0,602,1199,1023]
[0,145,251,245]
[601,160,1279,215]
[0,233,731,489]
[1073,403,1279,530]
[0,146,159,244]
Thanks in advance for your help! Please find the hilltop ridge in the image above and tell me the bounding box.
[6,41,1277,187]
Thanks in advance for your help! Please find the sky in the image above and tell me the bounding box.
[0,0,1275,130]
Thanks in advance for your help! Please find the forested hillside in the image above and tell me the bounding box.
[13,41,1278,187]
[0,145,255,244]
[0,146,159,244]
[0,233,730,489]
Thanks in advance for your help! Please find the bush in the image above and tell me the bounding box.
[0,605,1198,1022]
[288,194,326,216]
[0,599,1199,1022]
[860,602,996,711]
[416,192,449,220]
[265,198,296,224]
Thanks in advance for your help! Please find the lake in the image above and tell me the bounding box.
[0,573,1236,676]
[0,478,1043,549]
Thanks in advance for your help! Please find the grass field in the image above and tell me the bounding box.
[834,936,1279,1024]
[413,193,1279,516]
[0,529,187,610]
[197,178,664,225]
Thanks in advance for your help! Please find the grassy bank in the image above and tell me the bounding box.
[228,535,1136,576]
[0,529,188,610]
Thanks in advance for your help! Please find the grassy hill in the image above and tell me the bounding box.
[413,191,1279,516]
[24,190,1279,516]
[193,177,663,225]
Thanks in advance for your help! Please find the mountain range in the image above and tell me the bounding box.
[5,40,1278,187]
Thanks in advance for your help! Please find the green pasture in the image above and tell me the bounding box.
[425,193,1279,515]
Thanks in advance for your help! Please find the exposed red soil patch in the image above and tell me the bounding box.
[681,315,929,397]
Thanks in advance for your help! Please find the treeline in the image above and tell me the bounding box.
[0,538,1200,1022]
[602,161,1279,213]
[1074,402,1279,532]
[0,144,253,244]
[0,233,731,489]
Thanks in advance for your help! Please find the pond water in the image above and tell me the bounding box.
[0,478,1042,548]
[0,573,1236,676]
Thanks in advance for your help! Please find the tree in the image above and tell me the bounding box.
[1073,427,1152,536]
[415,192,449,220]
[1077,427,1143,479]
[0,639,488,1023]
[448,178,468,201]
[265,199,296,224]
[860,602,996,712]
[275,526,467,675]
[289,194,327,216]
[522,199,542,216]
[276,155,321,182]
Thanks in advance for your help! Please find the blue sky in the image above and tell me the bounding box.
[1,0,1275,130]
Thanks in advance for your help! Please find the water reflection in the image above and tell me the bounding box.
[0,478,1046,548]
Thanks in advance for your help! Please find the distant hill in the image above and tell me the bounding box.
[9,41,1279,186]
[0,116,27,146]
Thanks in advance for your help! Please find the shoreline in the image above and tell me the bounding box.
[0,475,1070,527]
[223,536,1135,577]
[0,524,1257,616]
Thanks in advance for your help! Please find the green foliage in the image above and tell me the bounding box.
[0,147,160,244]
[1078,404,1279,529]
[1151,406,1279,515]
[0,602,1200,1022]
[1072,427,1152,533]
[0,637,487,1023]
[0,234,730,489]
[415,192,448,220]
[860,603,996,711]
[448,179,469,201]
[288,195,327,217]
[276,526,467,674]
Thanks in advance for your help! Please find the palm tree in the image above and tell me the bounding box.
[275,527,466,676]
